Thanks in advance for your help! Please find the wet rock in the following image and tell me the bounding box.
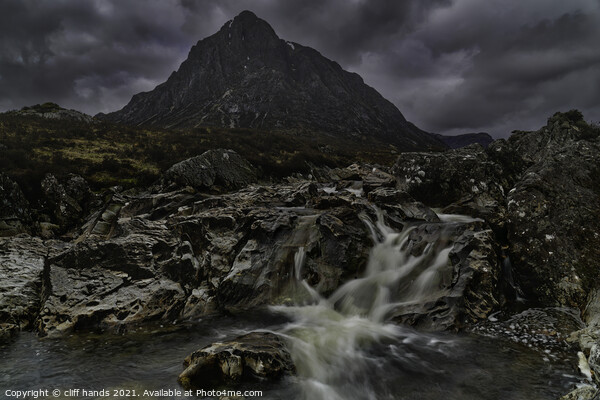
[37,219,191,336]
[0,173,32,237]
[391,144,507,207]
[37,178,420,335]
[168,181,389,311]
[589,345,600,381]
[389,221,502,330]
[506,114,600,308]
[178,332,295,388]
[163,149,257,192]
[0,236,47,339]
[175,201,373,311]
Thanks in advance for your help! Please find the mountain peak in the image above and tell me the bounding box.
[235,10,259,21]
[218,10,279,43]
[99,11,445,151]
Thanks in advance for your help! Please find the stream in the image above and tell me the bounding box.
[0,210,585,399]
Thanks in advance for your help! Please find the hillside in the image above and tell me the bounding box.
[0,108,402,199]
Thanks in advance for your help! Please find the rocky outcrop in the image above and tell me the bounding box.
[37,218,192,336]
[0,236,55,340]
[505,113,600,308]
[392,111,600,311]
[11,103,93,123]
[178,332,295,388]
[0,173,32,237]
[163,149,257,192]
[391,144,512,230]
[17,156,508,335]
[99,11,445,152]
[28,179,373,335]
[40,173,98,235]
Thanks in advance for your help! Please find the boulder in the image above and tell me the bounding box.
[0,173,32,237]
[163,149,257,192]
[178,332,295,388]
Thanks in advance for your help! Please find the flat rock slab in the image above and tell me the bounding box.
[179,332,295,388]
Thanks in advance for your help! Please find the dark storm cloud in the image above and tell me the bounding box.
[0,0,599,137]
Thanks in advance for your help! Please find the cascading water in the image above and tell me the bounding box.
[272,208,457,400]
[0,207,583,399]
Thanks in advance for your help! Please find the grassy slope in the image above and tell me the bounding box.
[0,113,402,200]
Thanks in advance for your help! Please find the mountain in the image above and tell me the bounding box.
[98,11,445,151]
[434,132,494,149]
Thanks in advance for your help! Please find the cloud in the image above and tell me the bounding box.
[0,0,598,137]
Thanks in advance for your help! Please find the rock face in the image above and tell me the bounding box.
[505,113,600,308]
[163,149,257,191]
[392,111,600,310]
[37,218,191,336]
[0,173,32,237]
[99,11,445,152]
[0,236,47,339]
[178,332,295,388]
[391,144,511,230]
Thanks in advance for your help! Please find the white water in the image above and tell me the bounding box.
[272,209,456,399]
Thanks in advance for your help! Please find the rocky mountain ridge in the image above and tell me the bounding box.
[98,11,445,151]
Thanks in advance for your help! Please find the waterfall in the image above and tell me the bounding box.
[272,208,456,400]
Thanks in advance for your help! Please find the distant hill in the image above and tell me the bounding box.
[0,106,403,200]
[434,132,494,149]
[98,11,445,152]
[11,102,93,123]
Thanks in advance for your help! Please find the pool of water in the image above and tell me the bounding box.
[0,312,582,400]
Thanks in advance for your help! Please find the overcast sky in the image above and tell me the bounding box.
[1,0,599,137]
